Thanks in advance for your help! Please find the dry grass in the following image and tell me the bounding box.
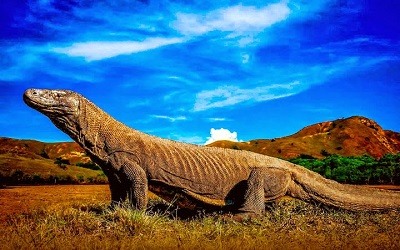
[0,186,399,249]
[0,185,110,222]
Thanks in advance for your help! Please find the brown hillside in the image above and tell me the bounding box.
[1,116,399,162]
[0,138,89,164]
[209,116,400,159]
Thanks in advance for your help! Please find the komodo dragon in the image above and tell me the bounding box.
[23,89,400,216]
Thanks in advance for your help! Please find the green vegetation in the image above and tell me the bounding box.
[290,153,400,185]
[54,157,69,170]
[0,170,107,185]
[1,199,399,249]
[76,161,101,171]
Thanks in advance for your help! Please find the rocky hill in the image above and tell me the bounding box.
[0,137,89,165]
[208,116,400,159]
[0,138,104,186]
[1,116,399,162]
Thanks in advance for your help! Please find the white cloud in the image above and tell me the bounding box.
[208,117,229,122]
[152,115,187,122]
[205,128,239,145]
[173,1,291,37]
[194,81,300,111]
[52,37,184,61]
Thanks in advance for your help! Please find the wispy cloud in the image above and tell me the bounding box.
[152,115,187,122]
[0,45,98,83]
[194,81,300,111]
[208,117,230,122]
[173,1,290,39]
[309,37,398,54]
[52,37,184,61]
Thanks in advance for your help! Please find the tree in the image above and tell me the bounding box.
[289,153,400,185]
[54,157,69,170]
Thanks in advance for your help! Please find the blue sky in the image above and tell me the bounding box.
[1,0,399,144]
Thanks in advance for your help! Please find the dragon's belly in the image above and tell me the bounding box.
[148,180,227,210]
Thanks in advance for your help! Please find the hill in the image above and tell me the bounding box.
[0,137,89,164]
[2,116,399,162]
[208,116,400,159]
[1,116,399,185]
[0,138,105,185]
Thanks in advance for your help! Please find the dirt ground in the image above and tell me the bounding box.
[0,185,110,222]
[1,184,399,223]
[1,185,399,250]
[365,185,400,191]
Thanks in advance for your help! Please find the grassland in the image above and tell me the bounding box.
[1,185,399,250]
[0,153,107,185]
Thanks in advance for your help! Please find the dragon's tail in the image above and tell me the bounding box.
[288,166,400,211]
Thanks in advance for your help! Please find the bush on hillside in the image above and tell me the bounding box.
[76,161,101,170]
[0,170,108,185]
[290,153,400,185]
[54,157,70,169]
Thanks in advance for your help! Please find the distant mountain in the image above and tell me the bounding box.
[208,116,400,159]
[0,137,89,164]
[1,116,399,163]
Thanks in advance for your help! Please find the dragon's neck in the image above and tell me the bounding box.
[75,99,141,161]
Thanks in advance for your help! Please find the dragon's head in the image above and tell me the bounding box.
[23,88,82,135]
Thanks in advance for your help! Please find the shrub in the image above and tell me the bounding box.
[298,154,316,159]
[77,175,85,183]
[290,153,400,185]
[57,175,76,184]
[39,149,50,159]
[0,172,6,188]
[86,176,94,183]
[231,145,240,150]
[76,161,101,170]
[11,169,24,183]
[32,174,43,184]
[320,149,331,157]
[54,157,69,170]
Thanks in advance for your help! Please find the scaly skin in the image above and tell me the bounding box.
[23,89,400,215]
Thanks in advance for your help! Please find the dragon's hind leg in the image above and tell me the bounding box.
[238,167,292,215]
